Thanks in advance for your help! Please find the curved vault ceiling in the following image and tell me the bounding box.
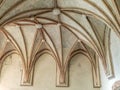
[0,0,119,88]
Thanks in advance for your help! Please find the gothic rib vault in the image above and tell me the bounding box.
[0,0,120,88]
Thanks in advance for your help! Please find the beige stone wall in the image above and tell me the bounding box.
[0,54,99,90]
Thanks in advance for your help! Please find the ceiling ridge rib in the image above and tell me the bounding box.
[0,0,26,19]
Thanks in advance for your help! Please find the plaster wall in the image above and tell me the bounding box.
[100,31,120,90]
[0,54,99,90]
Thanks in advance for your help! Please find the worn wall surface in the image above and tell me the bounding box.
[0,54,99,90]
[100,30,120,90]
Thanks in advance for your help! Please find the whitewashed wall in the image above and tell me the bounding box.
[100,30,120,90]
[1,29,120,90]
[0,54,99,90]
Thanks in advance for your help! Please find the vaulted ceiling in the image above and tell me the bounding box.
[0,0,120,88]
